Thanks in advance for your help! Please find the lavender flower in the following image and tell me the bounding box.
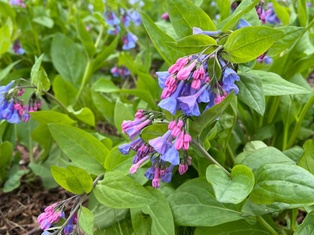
[122,32,138,50]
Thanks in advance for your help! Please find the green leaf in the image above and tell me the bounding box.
[92,36,119,73]
[114,100,134,134]
[268,26,304,56]
[76,16,96,58]
[48,123,107,175]
[3,166,30,193]
[52,75,78,106]
[235,146,295,171]
[298,140,314,174]
[224,26,284,63]
[297,0,307,26]
[167,34,217,56]
[91,91,115,124]
[189,92,235,137]
[32,16,54,28]
[140,11,185,64]
[67,106,95,127]
[207,55,222,80]
[30,110,76,125]
[237,73,265,115]
[140,124,168,143]
[51,33,87,87]
[78,206,94,235]
[0,60,20,82]
[131,208,152,235]
[0,25,10,56]
[248,70,311,96]
[0,141,13,184]
[28,162,57,189]
[93,171,155,208]
[217,0,260,30]
[167,178,243,226]
[216,0,231,21]
[295,211,314,235]
[271,0,290,25]
[250,163,314,205]
[206,164,255,204]
[141,187,175,235]
[104,146,133,171]
[30,54,50,93]
[65,166,93,194]
[51,165,77,193]
[166,0,216,38]
[92,78,119,93]
[194,219,269,235]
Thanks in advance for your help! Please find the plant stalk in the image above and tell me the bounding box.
[256,216,278,235]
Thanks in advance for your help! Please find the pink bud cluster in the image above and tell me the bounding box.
[168,120,192,151]
[37,203,63,230]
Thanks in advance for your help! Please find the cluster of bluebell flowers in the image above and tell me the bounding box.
[119,110,193,188]
[104,7,141,50]
[0,80,42,124]
[110,66,131,78]
[38,201,77,235]
[156,48,239,116]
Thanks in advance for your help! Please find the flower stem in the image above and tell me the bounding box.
[191,138,230,176]
[74,60,93,105]
[256,216,278,235]
[287,93,314,148]
[42,91,69,113]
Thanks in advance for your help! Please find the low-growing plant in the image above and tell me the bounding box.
[0,0,314,234]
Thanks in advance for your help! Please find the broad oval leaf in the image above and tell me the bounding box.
[295,211,314,235]
[224,26,284,63]
[65,166,93,194]
[167,34,217,56]
[248,70,311,96]
[194,219,269,235]
[167,178,243,226]
[250,163,314,205]
[206,164,255,204]
[238,73,265,115]
[51,33,87,87]
[93,172,155,208]
[48,123,107,175]
[78,206,94,235]
[298,140,314,174]
[141,187,175,235]
[166,0,216,38]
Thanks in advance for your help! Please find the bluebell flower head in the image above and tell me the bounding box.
[63,215,74,235]
[104,11,120,26]
[161,146,180,165]
[107,25,121,35]
[158,81,184,115]
[122,11,132,27]
[130,11,141,25]
[161,164,175,183]
[222,67,240,94]
[122,32,138,50]
[145,166,155,180]
[148,130,172,154]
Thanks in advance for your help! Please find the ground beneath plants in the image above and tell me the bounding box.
[0,74,313,235]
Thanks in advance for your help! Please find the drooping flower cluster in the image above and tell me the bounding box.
[103,6,141,50]
[110,66,131,78]
[156,51,239,116]
[255,1,281,24]
[37,202,78,235]
[119,110,193,188]
[9,0,26,7]
[37,203,64,231]
[0,81,42,124]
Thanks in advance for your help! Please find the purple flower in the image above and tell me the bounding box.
[63,215,75,235]
[177,84,209,116]
[104,11,120,26]
[111,66,131,78]
[161,164,175,183]
[108,25,121,35]
[148,130,172,154]
[121,10,132,27]
[161,145,180,165]
[222,68,240,94]
[265,3,280,24]
[119,137,143,155]
[122,32,138,50]
[158,81,184,115]
[130,11,141,25]
[145,166,155,180]
[12,41,25,55]
[192,27,220,36]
